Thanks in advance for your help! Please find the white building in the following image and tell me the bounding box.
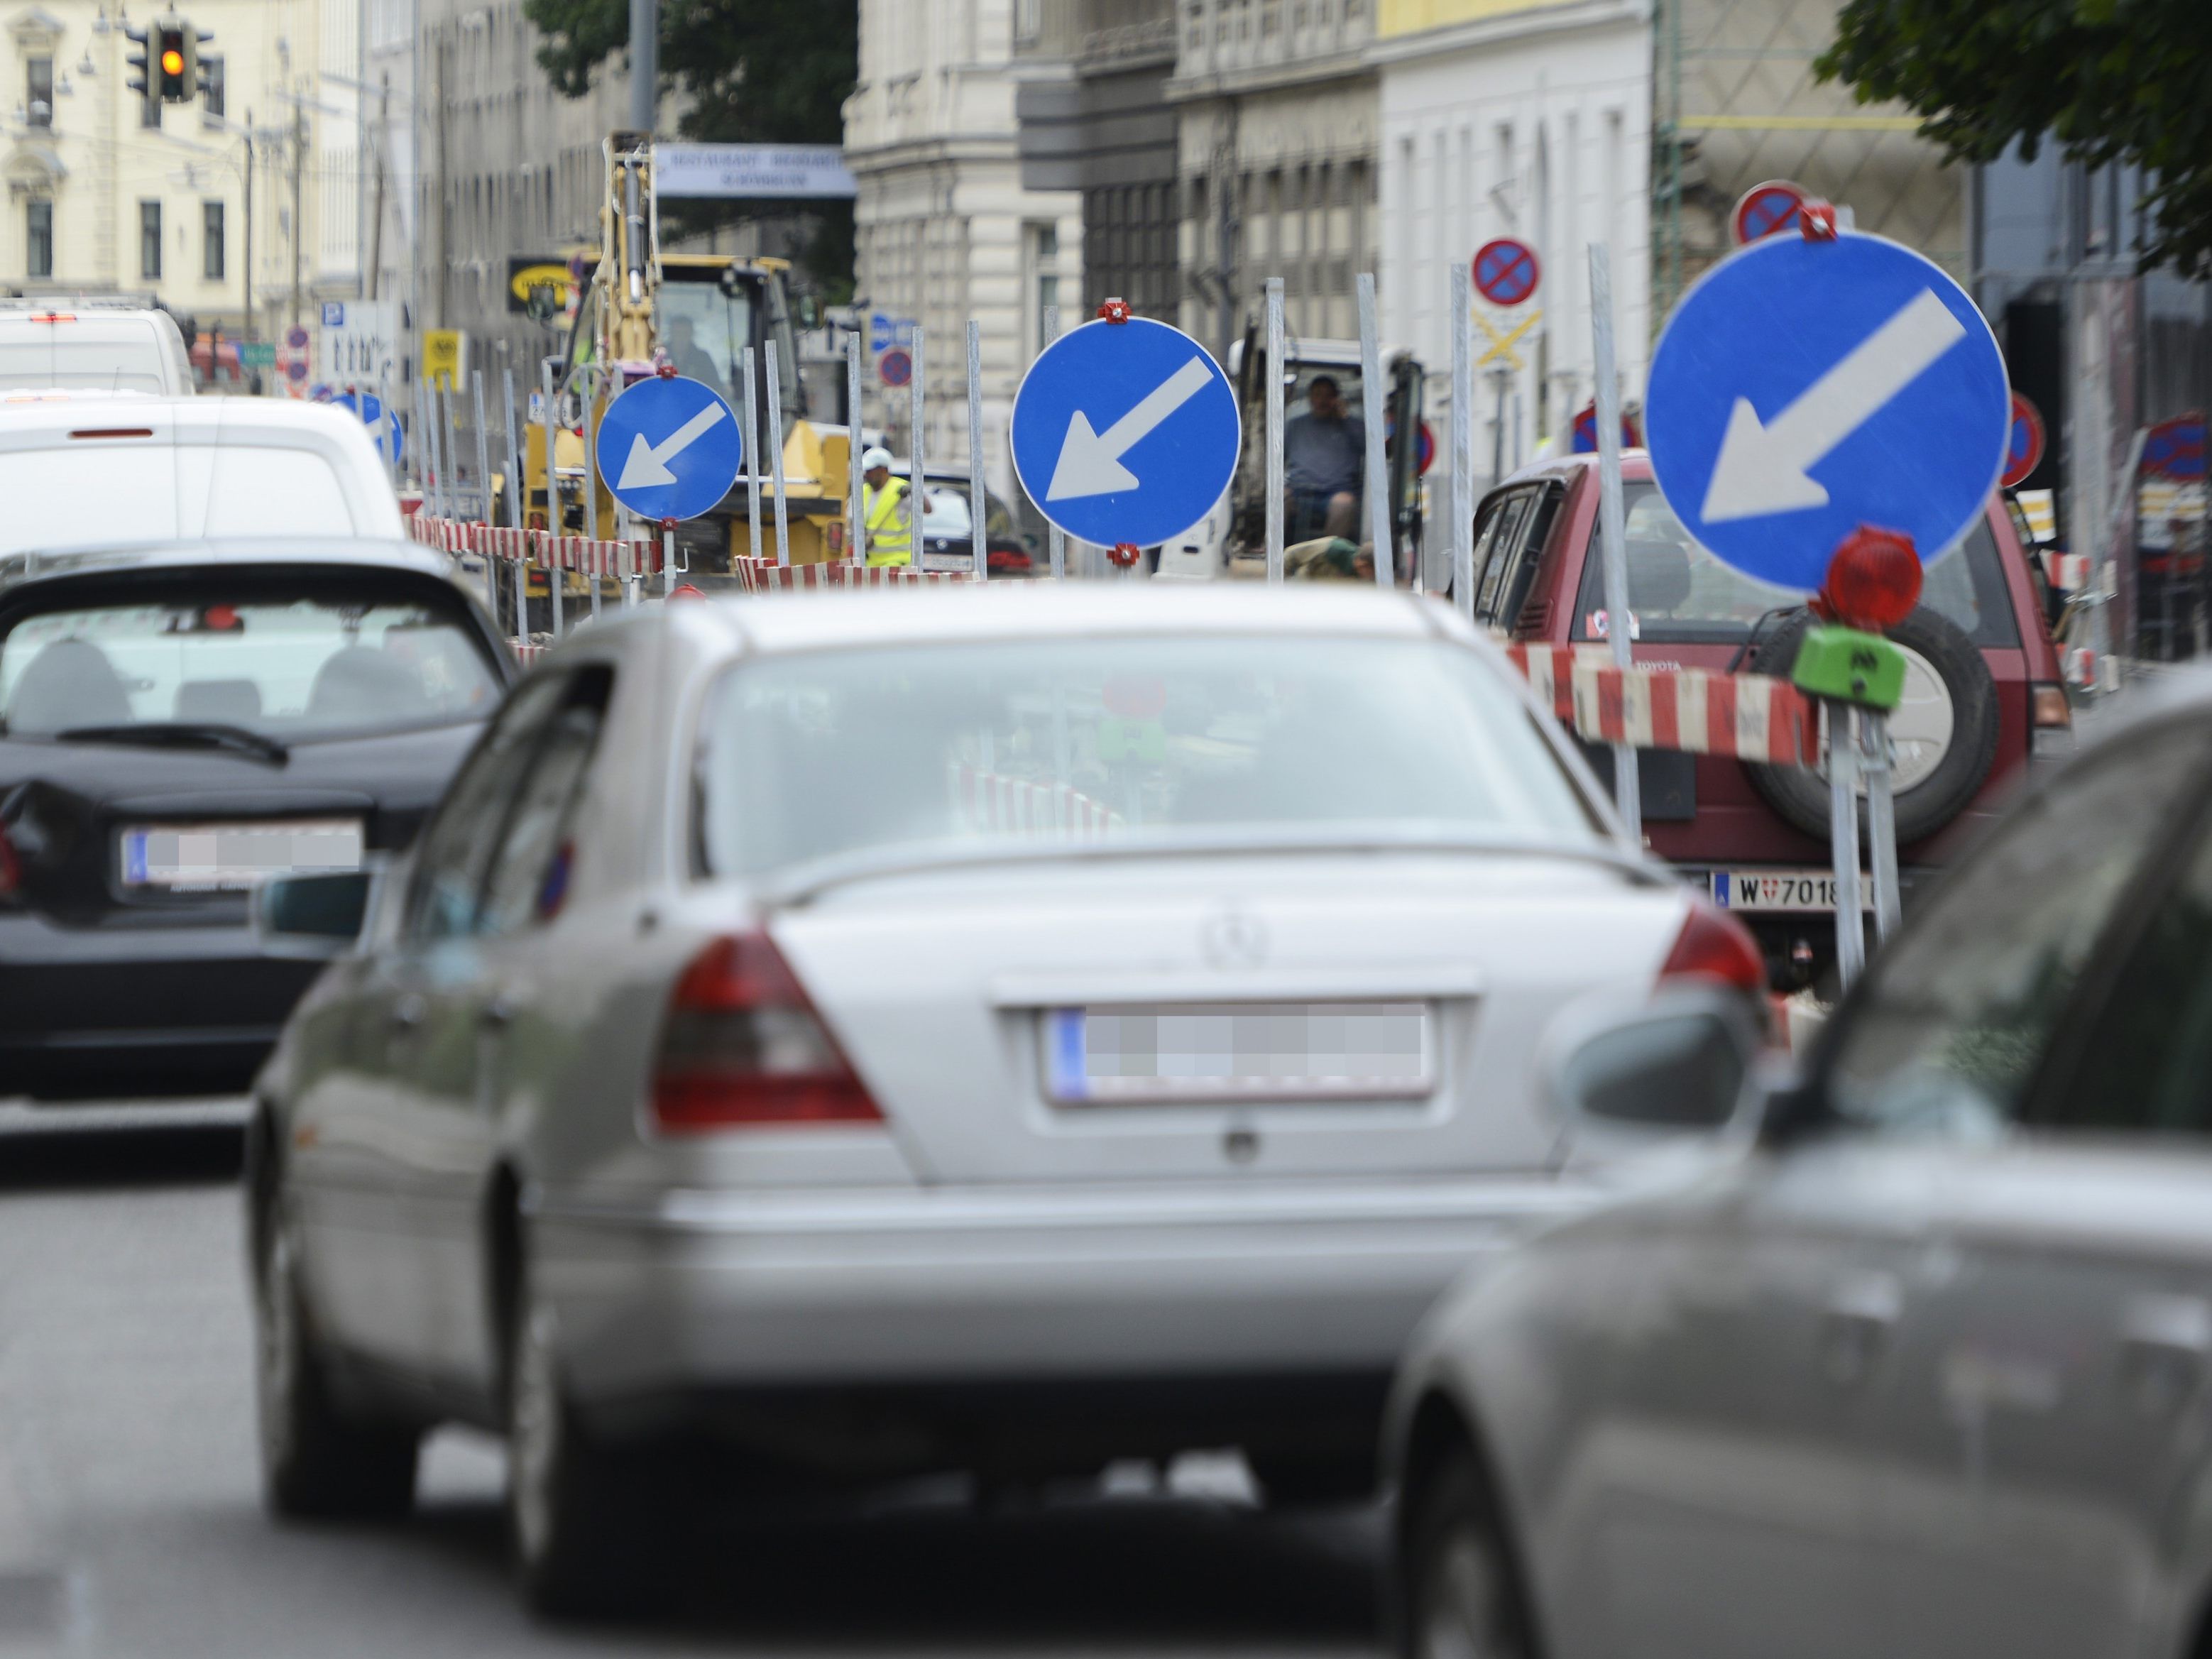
[845,0,1081,497]
[1375,0,1653,493]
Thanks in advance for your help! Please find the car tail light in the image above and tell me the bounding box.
[0,822,19,902]
[650,931,885,1133]
[29,312,74,324]
[2031,682,2071,729]
[1660,899,1767,995]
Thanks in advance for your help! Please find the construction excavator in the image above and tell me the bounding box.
[523,132,853,588]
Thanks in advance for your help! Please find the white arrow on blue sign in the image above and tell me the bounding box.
[1644,231,2010,592]
[332,389,402,466]
[593,374,743,522]
[1010,317,1239,548]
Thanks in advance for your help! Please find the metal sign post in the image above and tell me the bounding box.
[440,381,464,519]
[1044,305,1066,581]
[1588,242,1641,841]
[1861,711,1901,938]
[844,334,863,564]
[1829,705,1866,981]
[410,380,428,505]
[501,367,525,640]
[376,365,398,490]
[1450,261,1475,617]
[1357,273,1394,587]
[908,326,926,575]
[470,371,493,525]
[740,346,762,564]
[540,363,562,639]
[1264,278,1286,582]
[583,367,603,620]
[765,341,790,567]
[967,320,987,581]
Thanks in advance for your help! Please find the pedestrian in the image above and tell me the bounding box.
[860,446,913,568]
[1285,374,1364,541]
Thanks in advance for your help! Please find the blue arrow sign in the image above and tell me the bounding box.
[593,374,743,522]
[1645,231,2009,592]
[332,390,402,466]
[1010,317,1239,548]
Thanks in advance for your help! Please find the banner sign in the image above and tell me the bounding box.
[654,144,858,201]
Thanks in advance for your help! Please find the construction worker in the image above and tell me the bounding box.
[860,447,912,568]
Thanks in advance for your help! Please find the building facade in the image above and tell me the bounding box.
[845,0,1081,495]
[0,0,359,349]
[1376,0,1653,491]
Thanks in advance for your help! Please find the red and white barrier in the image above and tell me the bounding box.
[950,765,1123,838]
[405,515,664,577]
[2044,551,2091,591]
[732,556,977,591]
[1506,644,1816,767]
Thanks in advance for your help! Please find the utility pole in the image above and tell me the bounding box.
[630,0,657,133]
[367,74,389,302]
[290,101,305,329]
[242,112,254,344]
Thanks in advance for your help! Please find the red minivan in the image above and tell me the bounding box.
[1469,451,2072,992]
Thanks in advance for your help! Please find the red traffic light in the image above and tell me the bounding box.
[1820,525,1922,632]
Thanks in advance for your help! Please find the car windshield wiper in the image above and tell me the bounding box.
[55,722,290,765]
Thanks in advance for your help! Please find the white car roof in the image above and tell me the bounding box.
[679,581,1457,657]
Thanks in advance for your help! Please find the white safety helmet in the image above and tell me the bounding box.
[861,446,894,472]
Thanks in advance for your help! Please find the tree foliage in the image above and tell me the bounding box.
[1816,0,2212,277]
[522,0,858,291]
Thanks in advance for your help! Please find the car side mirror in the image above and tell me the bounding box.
[1545,987,1764,1134]
[253,870,377,960]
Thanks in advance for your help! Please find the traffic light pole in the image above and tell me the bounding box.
[629,0,657,135]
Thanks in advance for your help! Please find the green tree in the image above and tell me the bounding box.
[524,0,857,295]
[1817,0,2212,277]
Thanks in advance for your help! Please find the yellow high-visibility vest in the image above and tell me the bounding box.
[863,476,912,567]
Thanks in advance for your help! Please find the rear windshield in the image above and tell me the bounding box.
[0,446,356,553]
[696,635,1602,877]
[0,582,502,742]
[0,334,168,394]
[1571,483,2019,647]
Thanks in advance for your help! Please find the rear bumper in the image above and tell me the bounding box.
[0,911,321,1099]
[532,1177,1587,1457]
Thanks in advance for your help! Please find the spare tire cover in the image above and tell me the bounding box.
[1743,605,2000,845]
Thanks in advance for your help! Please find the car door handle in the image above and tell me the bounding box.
[1821,1271,1903,1387]
[388,992,427,1031]
[2120,1294,2211,1416]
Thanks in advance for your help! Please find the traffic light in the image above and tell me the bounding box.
[157,22,190,103]
[122,24,160,124]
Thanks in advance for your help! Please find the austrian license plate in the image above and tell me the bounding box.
[1712,869,1873,912]
[1043,1002,1434,1105]
[121,818,364,892]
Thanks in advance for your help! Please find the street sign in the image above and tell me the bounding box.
[333,389,403,466]
[1472,239,1540,307]
[1009,316,1239,548]
[240,342,276,371]
[1731,180,1807,247]
[285,324,310,351]
[2002,392,2046,488]
[655,143,858,201]
[422,329,465,388]
[285,358,308,383]
[1385,412,1435,474]
[869,312,916,354]
[593,373,743,522]
[879,346,912,389]
[1644,231,2009,592]
[1572,402,1641,454]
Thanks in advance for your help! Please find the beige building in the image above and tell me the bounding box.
[0,1,362,353]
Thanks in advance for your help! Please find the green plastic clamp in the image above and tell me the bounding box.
[1790,624,1908,711]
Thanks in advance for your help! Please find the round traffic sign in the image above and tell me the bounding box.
[1384,413,1437,475]
[333,390,404,466]
[285,358,309,383]
[285,324,310,351]
[1472,239,1540,307]
[1572,403,1641,454]
[1645,231,2010,592]
[879,348,912,389]
[593,374,743,522]
[2002,393,2046,488]
[1731,180,1807,247]
[1009,316,1239,549]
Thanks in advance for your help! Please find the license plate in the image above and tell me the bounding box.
[1712,869,1873,912]
[1042,1002,1434,1105]
[121,818,364,892]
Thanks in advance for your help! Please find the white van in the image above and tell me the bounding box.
[0,398,402,558]
[0,307,195,395]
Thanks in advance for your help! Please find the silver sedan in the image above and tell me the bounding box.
[244,583,1758,1615]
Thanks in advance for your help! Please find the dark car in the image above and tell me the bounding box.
[1465,453,2071,990]
[910,471,1041,577]
[0,537,513,1100]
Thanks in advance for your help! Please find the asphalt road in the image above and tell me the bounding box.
[0,1117,1385,1659]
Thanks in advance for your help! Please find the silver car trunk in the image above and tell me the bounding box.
[769,852,1687,1185]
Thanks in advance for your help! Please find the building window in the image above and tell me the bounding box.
[140,200,162,280]
[1015,0,1040,39]
[201,55,224,117]
[1028,220,1061,354]
[26,56,51,128]
[204,200,225,279]
[27,199,51,278]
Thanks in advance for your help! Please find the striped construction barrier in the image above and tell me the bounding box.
[1506,644,1816,767]
[405,515,664,576]
[732,556,978,591]
[951,764,1124,838]
[2044,551,2091,591]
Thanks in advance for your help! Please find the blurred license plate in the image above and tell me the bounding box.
[1043,1002,1433,1105]
[121,819,363,892]
[1713,869,1873,912]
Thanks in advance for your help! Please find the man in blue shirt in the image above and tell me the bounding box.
[1284,375,1363,541]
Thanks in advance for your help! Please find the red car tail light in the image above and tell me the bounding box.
[0,821,20,902]
[1660,899,1768,995]
[650,932,885,1133]
[2031,682,2071,728]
